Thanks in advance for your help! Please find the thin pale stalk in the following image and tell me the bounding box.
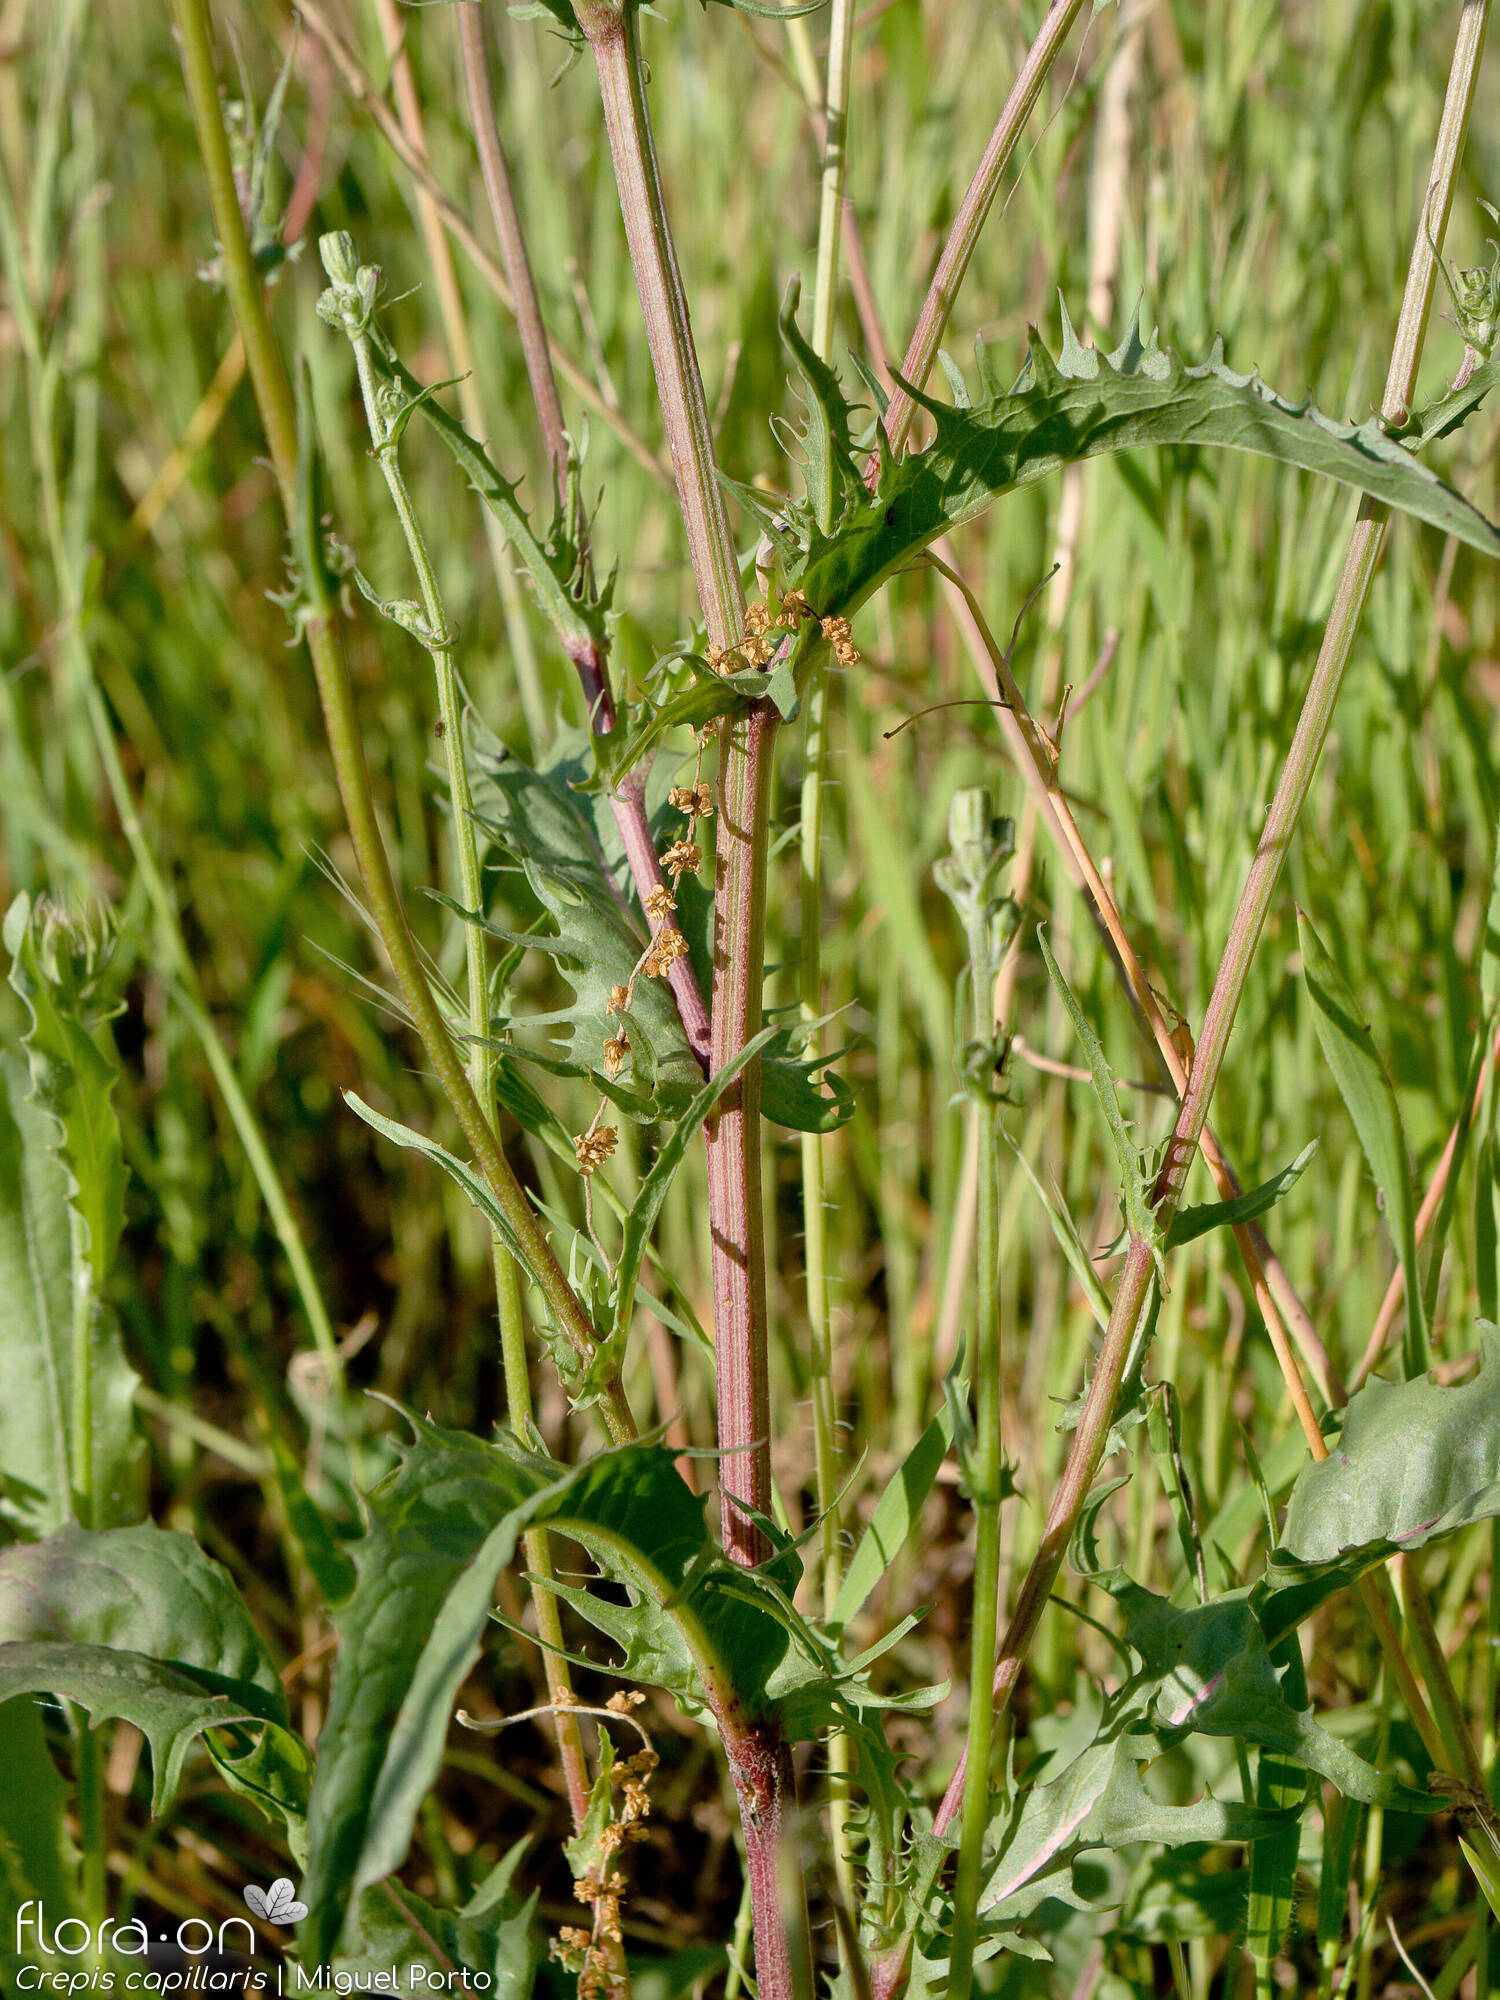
[881,0,1088,456]
[172,0,635,1448]
[457,2,567,490]
[933,552,1339,1420]
[947,1046,1002,2000]
[571,5,802,1991]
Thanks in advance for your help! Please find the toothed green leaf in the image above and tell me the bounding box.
[780,305,1500,641]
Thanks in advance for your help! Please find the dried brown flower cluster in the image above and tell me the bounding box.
[659,838,702,880]
[642,925,689,979]
[573,1123,618,1175]
[668,781,713,818]
[703,587,836,676]
[549,1695,659,2000]
[821,612,859,667]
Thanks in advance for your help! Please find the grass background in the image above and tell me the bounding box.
[4,0,1500,1990]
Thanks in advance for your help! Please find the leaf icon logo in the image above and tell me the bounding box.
[243,1879,309,1925]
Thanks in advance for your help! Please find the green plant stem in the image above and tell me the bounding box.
[343,297,595,1834]
[572,6,804,1994]
[1399,1552,1485,1787]
[346,326,489,1105]
[359,1,595,1828]
[171,0,635,1447]
[798,0,857,1917]
[881,0,1088,456]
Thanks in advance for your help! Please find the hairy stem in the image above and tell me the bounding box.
[572,4,802,1992]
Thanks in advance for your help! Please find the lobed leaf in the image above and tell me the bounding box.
[788,305,1500,640]
[0,1643,264,1816]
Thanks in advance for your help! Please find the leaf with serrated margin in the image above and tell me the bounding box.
[982,1734,1291,1922]
[1165,1142,1317,1249]
[1100,1573,1419,1808]
[364,330,605,662]
[0,1644,264,1816]
[470,745,705,1118]
[0,1053,139,1537]
[4,894,127,1289]
[787,306,1500,646]
[779,279,866,534]
[1297,912,1426,1376]
[0,1527,292,1820]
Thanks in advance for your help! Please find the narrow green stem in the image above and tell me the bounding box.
[171,0,634,1446]
[1399,1553,1485,1787]
[342,274,602,1834]
[345,317,491,1112]
[802,0,858,1909]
